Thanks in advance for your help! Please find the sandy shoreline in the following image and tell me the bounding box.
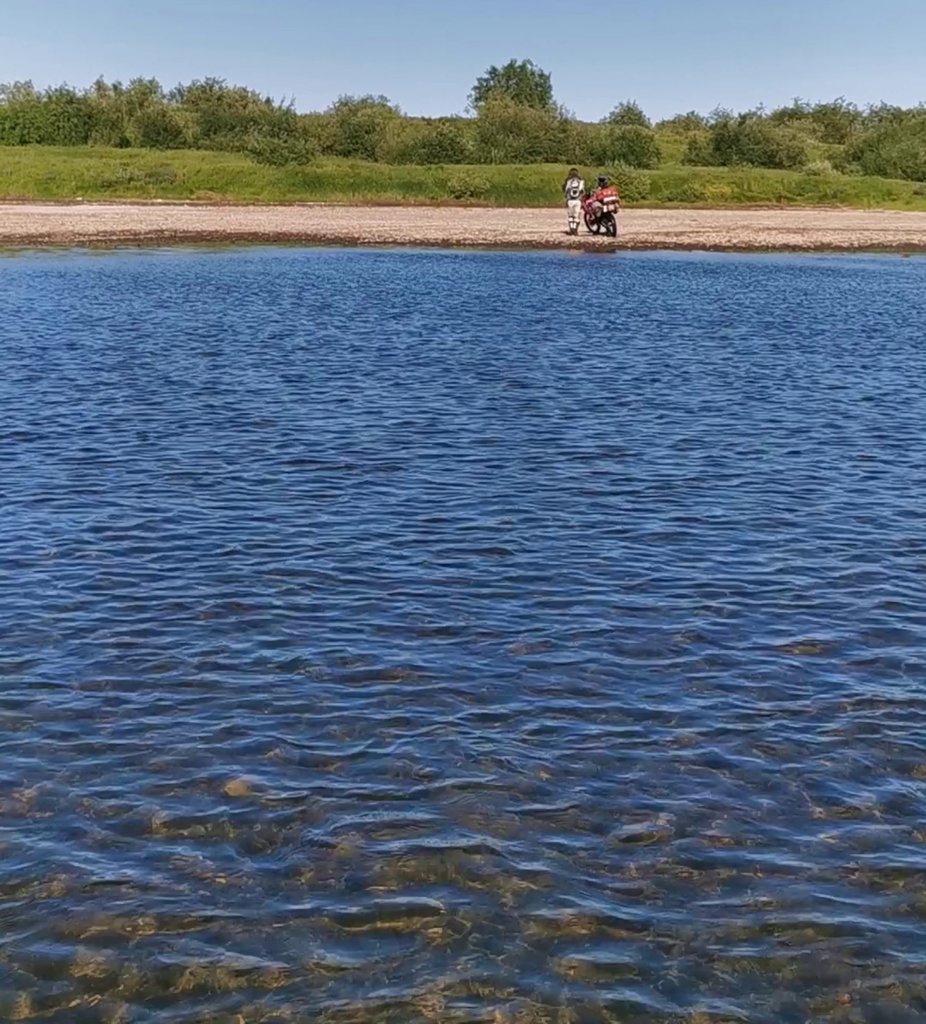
[3,202,926,252]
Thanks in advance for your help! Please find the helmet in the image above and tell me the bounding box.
[567,167,578,178]
[597,175,609,187]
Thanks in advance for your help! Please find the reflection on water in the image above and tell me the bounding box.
[1,247,926,1023]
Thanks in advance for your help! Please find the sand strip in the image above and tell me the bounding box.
[3,202,926,251]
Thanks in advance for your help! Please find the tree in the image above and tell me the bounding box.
[469,59,553,112]
[474,96,561,162]
[768,96,862,144]
[592,125,661,168]
[603,100,651,128]
[327,95,400,160]
[657,111,708,132]
[375,117,471,164]
[684,113,809,170]
[844,114,926,181]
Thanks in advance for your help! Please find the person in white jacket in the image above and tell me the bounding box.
[562,168,585,235]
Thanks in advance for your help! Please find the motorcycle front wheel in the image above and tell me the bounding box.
[584,212,600,235]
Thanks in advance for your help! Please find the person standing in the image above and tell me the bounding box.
[562,167,585,235]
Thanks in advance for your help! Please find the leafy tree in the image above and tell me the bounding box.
[469,59,553,111]
[474,95,561,162]
[592,124,661,168]
[657,111,708,132]
[844,114,926,181]
[298,112,339,155]
[604,100,651,129]
[685,113,808,170]
[171,77,295,149]
[327,94,400,160]
[768,97,861,144]
[0,80,39,103]
[126,106,190,149]
[376,117,471,164]
[864,101,918,128]
[246,130,316,166]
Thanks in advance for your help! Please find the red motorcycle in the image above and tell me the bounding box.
[582,188,620,237]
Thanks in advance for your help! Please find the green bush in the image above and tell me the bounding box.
[0,83,96,145]
[656,111,708,132]
[608,164,651,202]
[125,106,190,149]
[98,162,180,190]
[376,118,471,164]
[246,132,316,167]
[298,112,338,155]
[171,77,295,150]
[474,96,562,162]
[592,125,661,168]
[603,101,651,128]
[803,158,835,176]
[445,169,491,200]
[843,116,926,181]
[328,95,400,160]
[688,115,809,170]
[767,98,862,144]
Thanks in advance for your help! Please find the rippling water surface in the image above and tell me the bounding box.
[2,247,926,1023]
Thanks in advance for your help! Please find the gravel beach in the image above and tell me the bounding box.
[3,202,926,251]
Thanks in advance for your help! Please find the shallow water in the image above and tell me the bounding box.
[1,247,926,1023]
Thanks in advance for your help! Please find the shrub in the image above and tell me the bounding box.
[0,83,96,145]
[126,106,189,149]
[169,77,296,151]
[803,158,835,176]
[328,95,401,160]
[604,101,651,128]
[299,112,338,156]
[608,165,650,202]
[246,132,316,166]
[376,118,471,164]
[844,116,926,181]
[657,111,708,132]
[474,96,562,162]
[445,169,491,200]
[687,115,809,170]
[768,98,862,144]
[592,125,661,168]
[98,163,180,190]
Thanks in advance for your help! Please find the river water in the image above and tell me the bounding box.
[1,247,925,1023]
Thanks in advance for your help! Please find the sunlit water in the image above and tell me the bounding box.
[2,247,926,1024]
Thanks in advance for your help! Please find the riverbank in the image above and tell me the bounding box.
[4,202,926,252]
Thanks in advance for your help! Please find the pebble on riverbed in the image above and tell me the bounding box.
[222,777,253,798]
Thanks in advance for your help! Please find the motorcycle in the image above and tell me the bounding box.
[582,189,620,238]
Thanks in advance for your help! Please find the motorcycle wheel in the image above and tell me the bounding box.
[602,213,617,238]
[584,212,600,235]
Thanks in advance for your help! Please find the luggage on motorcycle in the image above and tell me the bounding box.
[600,186,620,210]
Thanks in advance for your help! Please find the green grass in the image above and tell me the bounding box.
[2,145,926,209]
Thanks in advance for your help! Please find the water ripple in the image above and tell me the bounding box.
[1,248,926,1022]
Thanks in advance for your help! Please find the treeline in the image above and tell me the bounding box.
[2,66,925,182]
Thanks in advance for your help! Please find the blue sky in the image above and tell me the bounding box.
[2,0,924,121]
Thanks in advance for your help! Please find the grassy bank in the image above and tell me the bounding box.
[2,146,926,209]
